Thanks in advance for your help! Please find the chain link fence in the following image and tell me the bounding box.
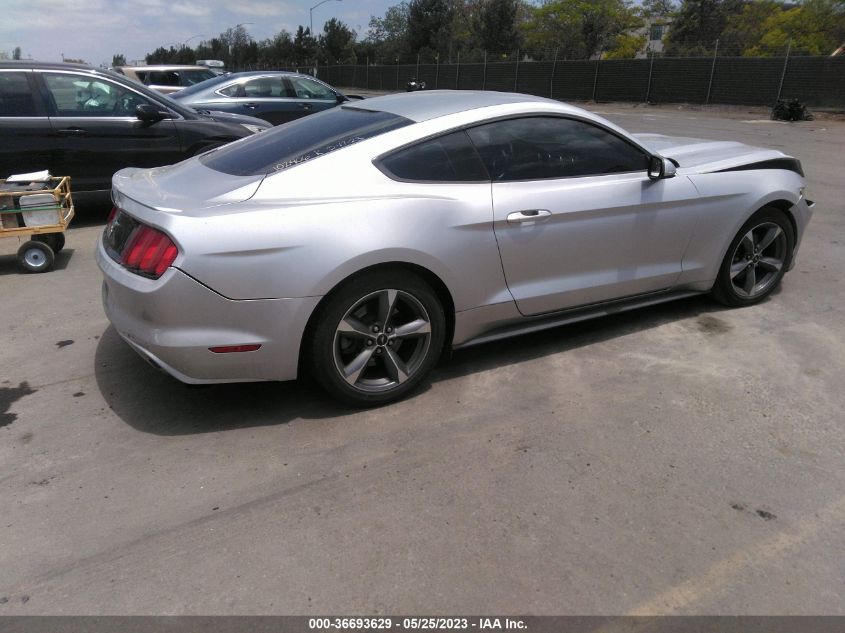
[314,55,845,109]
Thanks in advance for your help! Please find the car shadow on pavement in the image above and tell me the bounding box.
[95,294,734,436]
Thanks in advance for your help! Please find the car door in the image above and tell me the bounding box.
[0,70,55,180]
[466,116,701,316]
[38,71,183,193]
[284,76,339,122]
[202,75,296,125]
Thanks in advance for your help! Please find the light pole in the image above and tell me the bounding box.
[310,0,341,36]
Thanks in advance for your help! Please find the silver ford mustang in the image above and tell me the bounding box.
[97,91,814,405]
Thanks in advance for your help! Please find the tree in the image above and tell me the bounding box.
[320,18,356,63]
[366,2,411,61]
[605,33,648,58]
[12,46,22,60]
[112,53,126,66]
[407,0,455,57]
[746,0,845,56]
[642,0,677,18]
[476,0,522,53]
[520,0,641,59]
[720,0,783,56]
[663,0,743,57]
[293,26,318,64]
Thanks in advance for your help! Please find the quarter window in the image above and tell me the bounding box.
[379,131,488,182]
[43,73,153,117]
[466,116,649,181]
[0,73,37,117]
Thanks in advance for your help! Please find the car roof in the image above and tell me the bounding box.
[352,90,578,123]
[0,60,93,71]
[223,70,316,79]
[117,65,213,71]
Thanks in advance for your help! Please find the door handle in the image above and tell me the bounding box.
[243,102,259,109]
[298,103,312,110]
[506,209,551,224]
[56,127,88,136]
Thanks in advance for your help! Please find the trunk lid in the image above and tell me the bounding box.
[111,157,264,216]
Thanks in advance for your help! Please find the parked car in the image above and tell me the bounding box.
[113,65,217,94]
[98,91,813,405]
[169,71,360,125]
[0,61,270,200]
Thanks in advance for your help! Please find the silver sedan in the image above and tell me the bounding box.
[97,91,814,405]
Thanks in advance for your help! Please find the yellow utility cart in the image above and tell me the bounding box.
[0,176,74,273]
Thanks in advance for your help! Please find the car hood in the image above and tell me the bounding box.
[112,158,264,214]
[634,133,793,174]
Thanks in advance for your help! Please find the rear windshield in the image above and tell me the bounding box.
[200,106,413,176]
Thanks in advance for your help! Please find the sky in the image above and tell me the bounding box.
[0,0,396,67]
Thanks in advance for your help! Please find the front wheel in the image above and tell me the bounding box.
[307,271,446,406]
[711,207,794,307]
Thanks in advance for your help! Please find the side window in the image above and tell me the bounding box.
[466,116,649,182]
[43,74,153,117]
[379,131,488,182]
[146,71,180,87]
[242,77,284,98]
[0,73,38,117]
[287,76,335,100]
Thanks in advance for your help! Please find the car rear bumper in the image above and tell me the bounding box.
[96,239,320,384]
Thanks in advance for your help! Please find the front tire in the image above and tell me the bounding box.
[712,207,794,307]
[307,270,446,406]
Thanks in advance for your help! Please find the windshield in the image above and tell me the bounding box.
[170,74,231,99]
[99,68,198,118]
[200,106,412,176]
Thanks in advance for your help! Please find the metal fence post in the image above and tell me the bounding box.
[775,38,792,103]
[645,47,655,103]
[549,48,558,99]
[705,39,719,105]
[513,49,520,91]
[591,55,601,101]
[396,62,400,90]
[416,52,420,79]
[366,56,369,89]
[483,50,487,90]
[456,51,460,89]
[435,54,439,88]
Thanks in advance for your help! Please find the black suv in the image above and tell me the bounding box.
[0,61,270,202]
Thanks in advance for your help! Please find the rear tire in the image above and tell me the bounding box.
[17,240,55,273]
[307,270,446,406]
[33,232,65,253]
[711,207,794,307]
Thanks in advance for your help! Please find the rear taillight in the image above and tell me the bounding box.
[120,224,178,279]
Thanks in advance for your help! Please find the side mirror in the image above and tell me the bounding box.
[648,155,676,180]
[136,104,171,123]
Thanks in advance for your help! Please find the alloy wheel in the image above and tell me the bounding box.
[729,221,788,299]
[332,289,433,393]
